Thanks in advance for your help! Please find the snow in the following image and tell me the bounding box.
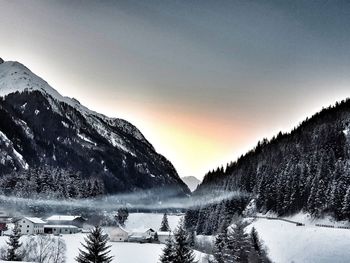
[0,213,207,262]
[0,60,147,154]
[24,217,46,224]
[0,131,29,169]
[61,121,69,128]
[46,215,82,221]
[77,133,96,145]
[125,213,183,232]
[247,216,350,263]
[62,233,209,263]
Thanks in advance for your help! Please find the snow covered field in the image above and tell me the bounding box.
[248,216,350,263]
[0,213,209,263]
[63,233,209,263]
[125,212,182,232]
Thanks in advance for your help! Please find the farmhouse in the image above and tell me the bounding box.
[15,217,46,235]
[44,225,80,235]
[128,228,156,242]
[157,231,174,244]
[46,215,86,228]
[107,226,129,242]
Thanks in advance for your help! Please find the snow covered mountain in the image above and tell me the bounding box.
[0,58,190,197]
[181,176,201,192]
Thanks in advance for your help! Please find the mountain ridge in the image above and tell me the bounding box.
[0,58,190,197]
[185,98,350,235]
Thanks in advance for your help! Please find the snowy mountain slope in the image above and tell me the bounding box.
[181,176,201,192]
[0,58,190,196]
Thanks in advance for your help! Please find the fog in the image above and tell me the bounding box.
[0,189,250,215]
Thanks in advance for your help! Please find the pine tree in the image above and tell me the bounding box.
[250,227,261,256]
[116,207,129,227]
[342,187,350,219]
[187,231,196,248]
[6,224,23,261]
[159,238,175,263]
[249,227,272,263]
[75,225,113,263]
[213,231,227,263]
[160,213,170,232]
[223,221,250,263]
[172,220,196,263]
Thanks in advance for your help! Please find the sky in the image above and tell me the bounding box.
[0,0,350,179]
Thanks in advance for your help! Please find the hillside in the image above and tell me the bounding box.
[0,59,190,198]
[185,99,350,234]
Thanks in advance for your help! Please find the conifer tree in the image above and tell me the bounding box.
[160,213,170,232]
[6,224,23,261]
[223,221,250,263]
[187,231,196,248]
[172,220,196,263]
[159,238,175,263]
[76,225,113,263]
[213,231,227,263]
[249,227,271,263]
[342,187,350,219]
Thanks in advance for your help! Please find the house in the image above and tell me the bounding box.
[128,228,156,243]
[107,226,129,242]
[15,217,46,235]
[157,231,173,244]
[44,225,80,235]
[46,215,86,228]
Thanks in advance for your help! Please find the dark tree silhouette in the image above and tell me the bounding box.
[160,213,170,232]
[6,224,23,261]
[76,225,113,263]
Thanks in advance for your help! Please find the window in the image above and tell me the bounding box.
[23,220,25,223]
[27,225,29,228]
[27,230,29,233]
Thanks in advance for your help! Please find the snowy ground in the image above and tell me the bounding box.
[0,213,209,263]
[63,233,209,263]
[247,216,350,263]
[124,212,182,232]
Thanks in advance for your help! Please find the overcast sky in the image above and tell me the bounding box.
[1,0,350,179]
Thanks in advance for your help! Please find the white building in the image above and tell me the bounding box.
[128,228,156,242]
[157,231,173,244]
[107,226,129,242]
[44,225,79,235]
[46,215,86,228]
[16,217,46,235]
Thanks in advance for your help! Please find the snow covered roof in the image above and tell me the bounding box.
[46,215,84,221]
[44,225,78,229]
[24,217,46,224]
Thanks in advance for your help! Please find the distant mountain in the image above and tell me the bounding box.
[0,58,190,198]
[181,176,201,192]
[185,99,350,235]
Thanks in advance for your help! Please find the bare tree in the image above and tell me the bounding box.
[51,237,66,263]
[24,235,66,263]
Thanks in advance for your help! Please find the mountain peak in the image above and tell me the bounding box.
[0,59,190,196]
